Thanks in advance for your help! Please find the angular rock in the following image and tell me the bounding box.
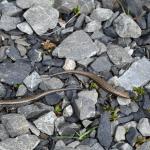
[53,30,99,61]
[17,22,33,35]
[17,102,53,119]
[107,44,133,67]
[5,47,21,61]
[115,126,126,142]
[0,124,9,141]
[0,134,40,150]
[34,111,57,135]
[114,13,141,38]
[16,0,54,9]
[84,20,101,32]
[16,44,27,56]
[0,15,21,31]
[23,6,59,35]
[117,97,131,106]
[1,2,22,16]
[63,58,76,71]
[0,46,7,62]
[0,60,32,85]
[91,56,112,72]
[94,40,107,55]
[1,113,29,137]
[117,57,150,90]
[137,118,150,137]
[97,112,112,149]
[119,143,133,150]
[90,8,113,22]
[16,84,27,97]
[74,14,85,29]
[90,142,105,150]
[23,71,42,92]
[63,105,73,117]
[28,49,42,62]
[0,83,6,98]
[74,97,96,120]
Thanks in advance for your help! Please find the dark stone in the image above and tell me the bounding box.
[97,112,112,149]
[147,13,150,28]
[143,94,150,110]
[118,114,133,124]
[126,127,139,146]
[6,47,21,61]
[0,59,32,85]
[133,109,146,122]
[28,49,42,63]
[136,17,147,29]
[103,27,118,38]
[45,93,62,105]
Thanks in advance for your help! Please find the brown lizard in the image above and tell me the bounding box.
[49,70,130,99]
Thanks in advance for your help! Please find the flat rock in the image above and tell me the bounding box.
[0,60,32,85]
[17,102,53,119]
[0,124,9,141]
[91,56,112,72]
[115,126,126,141]
[107,44,133,67]
[90,7,113,22]
[0,15,21,31]
[34,111,57,135]
[84,20,101,32]
[23,71,42,92]
[97,112,112,149]
[23,6,59,35]
[17,22,33,35]
[16,0,54,9]
[113,13,141,38]
[137,118,150,136]
[1,113,29,137]
[0,83,6,98]
[16,84,27,97]
[0,134,40,150]
[53,30,99,61]
[117,57,150,90]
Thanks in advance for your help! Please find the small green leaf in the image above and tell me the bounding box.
[72,5,80,15]
[133,87,145,96]
[89,82,98,90]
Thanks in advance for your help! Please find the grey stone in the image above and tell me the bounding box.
[118,115,134,124]
[103,11,119,28]
[0,124,9,141]
[91,56,112,72]
[16,0,54,9]
[23,71,42,92]
[119,143,133,150]
[0,60,32,85]
[17,22,33,35]
[16,84,27,97]
[28,122,40,136]
[40,77,64,91]
[5,47,21,61]
[76,145,91,150]
[115,126,126,142]
[78,57,94,67]
[143,95,150,110]
[148,13,150,28]
[0,83,6,98]
[84,20,101,32]
[61,27,74,35]
[17,102,53,119]
[126,127,138,146]
[15,39,30,47]
[107,44,133,67]
[113,13,141,38]
[0,134,40,150]
[117,57,150,90]
[101,0,114,9]
[94,40,107,55]
[137,118,150,136]
[63,105,73,117]
[0,15,21,31]
[0,46,7,62]
[90,7,113,22]
[63,58,76,71]
[78,89,98,104]
[90,143,105,150]
[74,14,85,29]
[34,111,57,135]
[137,141,150,150]
[1,2,22,16]
[52,30,99,61]
[74,97,96,120]
[16,44,27,57]
[1,113,29,137]
[28,49,42,63]
[117,97,131,106]
[23,6,59,35]
[97,112,112,148]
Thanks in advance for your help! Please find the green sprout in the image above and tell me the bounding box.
[133,87,145,96]
[72,5,81,15]
[55,126,98,141]
[89,82,98,90]
[54,103,62,116]
[103,105,120,121]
